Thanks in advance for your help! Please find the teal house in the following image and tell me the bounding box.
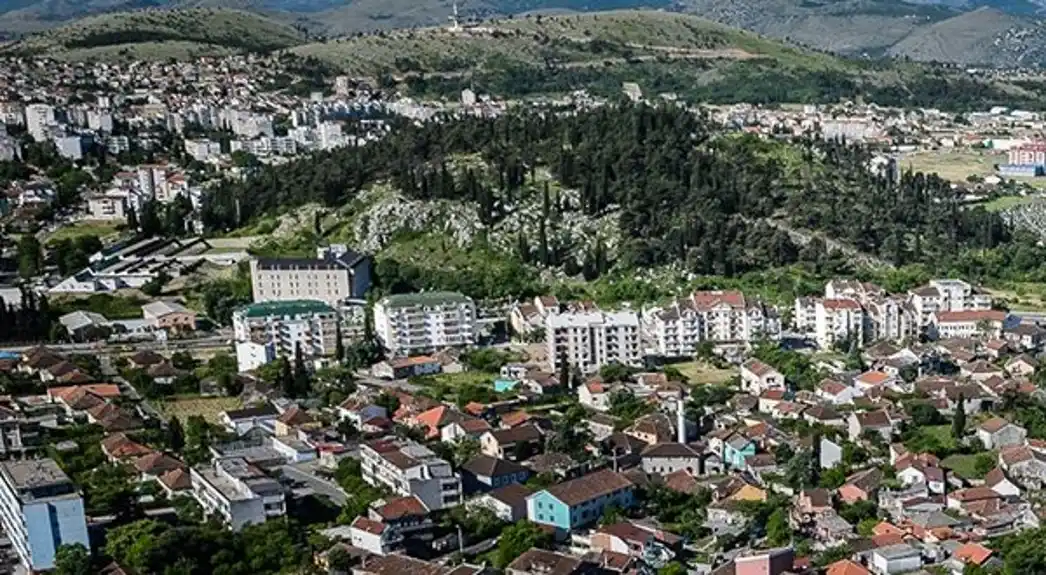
[526,469,634,533]
[724,435,757,470]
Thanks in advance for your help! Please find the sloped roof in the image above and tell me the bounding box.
[544,469,633,507]
[462,454,527,478]
[373,496,427,520]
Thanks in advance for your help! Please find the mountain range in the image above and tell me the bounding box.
[1,0,1046,67]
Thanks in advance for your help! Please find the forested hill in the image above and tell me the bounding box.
[200,104,1046,301]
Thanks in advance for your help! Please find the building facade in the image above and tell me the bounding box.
[189,457,286,531]
[232,300,339,372]
[547,310,640,373]
[249,245,371,306]
[360,437,462,510]
[647,290,780,357]
[373,292,477,355]
[909,279,992,328]
[0,459,90,571]
[526,469,634,533]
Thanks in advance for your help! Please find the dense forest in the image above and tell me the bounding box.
[201,104,1042,298]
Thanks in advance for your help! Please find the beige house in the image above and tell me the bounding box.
[142,301,197,332]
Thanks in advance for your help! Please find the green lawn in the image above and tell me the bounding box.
[51,293,148,320]
[46,220,121,244]
[941,453,991,480]
[668,361,735,385]
[982,195,1040,212]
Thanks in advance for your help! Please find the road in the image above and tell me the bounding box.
[280,463,350,506]
[0,333,232,356]
[355,371,420,393]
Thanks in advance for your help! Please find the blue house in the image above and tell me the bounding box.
[723,435,756,470]
[526,469,635,533]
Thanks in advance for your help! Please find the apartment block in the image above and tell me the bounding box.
[250,245,372,306]
[360,437,462,510]
[547,310,640,373]
[233,300,339,372]
[190,457,286,531]
[798,280,919,348]
[647,290,780,357]
[0,459,89,571]
[931,309,1010,340]
[87,193,128,222]
[815,298,864,350]
[909,279,992,328]
[373,292,477,355]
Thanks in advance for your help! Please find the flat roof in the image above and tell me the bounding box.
[380,292,471,308]
[2,459,72,492]
[236,300,334,318]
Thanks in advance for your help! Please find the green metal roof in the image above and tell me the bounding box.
[237,300,335,318]
[381,292,472,308]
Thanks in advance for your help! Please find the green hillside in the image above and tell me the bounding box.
[0,8,309,59]
[290,10,1046,111]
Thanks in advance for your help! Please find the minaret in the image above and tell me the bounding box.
[676,393,686,444]
[450,0,460,31]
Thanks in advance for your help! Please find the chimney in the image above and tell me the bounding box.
[677,393,686,444]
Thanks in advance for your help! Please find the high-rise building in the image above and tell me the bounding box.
[0,459,89,571]
[373,292,476,355]
[646,290,780,357]
[233,300,339,372]
[909,279,992,328]
[250,246,372,307]
[24,104,55,142]
[547,310,640,373]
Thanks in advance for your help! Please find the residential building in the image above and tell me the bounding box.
[24,104,54,142]
[87,192,128,221]
[526,468,634,532]
[647,290,780,356]
[470,483,532,522]
[909,279,992,327]
[977,418,1027,450]
[740,359,785,394]
[547,310,640,373]
[233,300,339,372]
[190,457,286,530]
[373,292,477,355]
[142,300,197,332]
[930,309,1009,340]
[733,547,795,575]
[871,543,922,574]
[506,549,583,575]
[249,245,371,306]
[815,298,864,349]
[185,139,223,162]
[0,459,89,571]
[460,455,530,493]
[359,437,461,510]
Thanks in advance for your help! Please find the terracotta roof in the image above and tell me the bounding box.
[101,433,152,459]
[856,371,892,385]
[690,290,746,312]
[872,533,905,548]
[742,359,778,378]
[954,542,993,566]
[133,451,183,475]
[374,496,427,520]
[984,467,1013,489]
[845,468,883,492]
[506,548,582,575]
[935,310,1006,323]
[277,405,315,426]
[663,470,700,495]
[855,410,892,428]
[642,443,701,458]
[458,417,492,433]
[544,469,634,506]
[978,417,1015,433]
[950,487,1002,502]
[487,483,532,509]
[598,521,654,546]
[128,350,165,366]
[488,424,542,445]
[49,384,121,401]
[158,468,191,491]
[500,410,532,428]
[351,516,386,535]
[822,298,862,310]
[827,559,872,575]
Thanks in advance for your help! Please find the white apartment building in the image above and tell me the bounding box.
[930,309,1010,340]
[547,310,640,373]
[864,296,918,343]
[360,437,461,510]
[0,459,89,571]
[646,290,780,357]
[190,457,286,531]
[185,139,222,162]
[87,192,128,221]
[909,279,991,327]
[815,298,864,350]
[232,300,339,372]
[250,245,372,306]
[24,104,54,142]
[373,292,477,355]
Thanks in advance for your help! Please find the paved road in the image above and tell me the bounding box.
[0,334,231,355]
[280,463,350,506]
[355,372,421,393]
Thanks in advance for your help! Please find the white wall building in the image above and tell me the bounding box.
[87,193,128,221]
[190,457,286,531]
[547,310,640,373]
[185,139,222,162]
[24,104,54,142]
[232,300,339,372]
[815,298,864,350]
[373,292,477,355]
[0,459,90,571]
[250,246,371,306]
[646,290,780,357]
[909,279,991,328]
[360,437,461,510]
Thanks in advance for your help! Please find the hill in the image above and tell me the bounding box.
[885,7,1046,65]
[288,10,1046,111]
[0,8,309,59]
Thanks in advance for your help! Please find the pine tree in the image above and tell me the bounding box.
[952,393,966,440]
[168,416,185,452]
[279,357,293,397]
[293,342,310,398]
[335,323,345,363]
[558,351,570,389]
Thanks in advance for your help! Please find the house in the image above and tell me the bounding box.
[1005,354,1038,377]
[590,521,661,559]
[526,469,634,533]
[469,483,532,522]
[871,543,922,574]
[729,548,795,575]
[960,360,1004,382]
[817,379,858,405]
[142,301,197,332]
[740,359,785,394]
[947,487,1003,511]
[952,542,998,573]
[839,468,883,503]
[984,467,1021,498]
[480,425,543,461]
[337,397,387,429]
[460,455,530,493]
[409,405,464,440]
[274,405,315,436]
[1000,446,1046,489]
[59,311,110,341]
[441,418,492,443]
[625,413,675,445]
[826,559,872,575]
[896,460,946,495]
[803,404,845,427]
[722,434,757,470]
[127,350,165,369]
[641,443,703,476]
[349,516,397,556]
[369,496,430,535]
[931,309,1009,340]
[578,380,614,412]
[372,356,441,380]
[133,452,183,480]
[977,417,1027,450]
[220,403,279,436]
[796,488,833,518]
[1004,322,1046,350]
[100,433,152,462]
[854,370,898,392]
[157,468,192,496]
[506,549,582,575]
[848,410,895,442]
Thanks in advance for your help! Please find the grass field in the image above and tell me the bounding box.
[902,149,1003,183]
[46,220,121,244]
[940,453,985,480]
[983,283,1046,312]
[981,195,1041,212]
[155,396,242,424]
[668,361,736,385]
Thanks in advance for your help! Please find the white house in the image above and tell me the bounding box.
[740,359,785,394]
